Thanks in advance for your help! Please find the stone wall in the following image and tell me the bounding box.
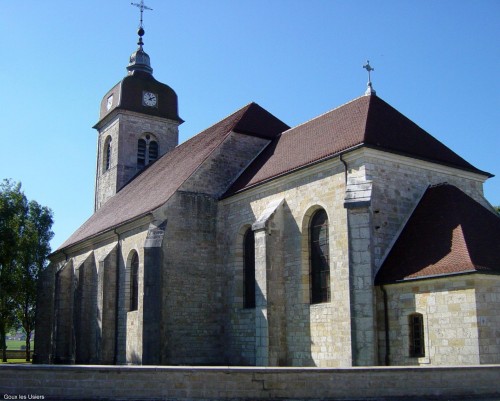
[95,111,180,210]
[220,147,490,368]
[159,192,224,365]
[475,275,500,364]
[33,264,56,363]
[220,158,352,367]
[376,275,500,366]
[1,365,499,400]
[364,148,488,271]
[115,224,149,365]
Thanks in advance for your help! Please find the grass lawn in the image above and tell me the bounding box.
[0,358,31,364]
[1,340,34,364]
[6,339,33,350]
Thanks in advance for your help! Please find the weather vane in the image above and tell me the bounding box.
[131,0,153,29]
[362,60,376,95]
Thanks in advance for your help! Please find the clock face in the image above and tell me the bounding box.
[143,91,157,107]
[106,95,114,110]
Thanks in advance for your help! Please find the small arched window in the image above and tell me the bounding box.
[129,252,139,311]
[243,228,256,309]
[310,209,330,304]
[409,313,425,357]
[137,139,147,168]
[103,136,112,171]
[149,141,158,162]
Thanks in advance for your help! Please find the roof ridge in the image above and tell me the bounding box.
[279,95,367,137]
[178,102,255,147]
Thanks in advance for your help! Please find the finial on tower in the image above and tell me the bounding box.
[131,0,153,48]
[127,1,154,75]
[363,60,376,95]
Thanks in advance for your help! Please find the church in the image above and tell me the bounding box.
[35,13,500,368]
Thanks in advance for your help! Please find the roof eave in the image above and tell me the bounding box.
[222,144,365,199]
[52,211,153,257]
[376,269,500,286]
[363,144,494,178]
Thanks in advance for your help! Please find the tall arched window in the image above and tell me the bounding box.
[103,136,112,171]
[310,209,330,304]
[129,252,139,311]
[409,313,425,357]
[243,228,256,309]
[137,134,159,169]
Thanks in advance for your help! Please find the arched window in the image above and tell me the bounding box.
[243,228,256,309]
[137,139,146,168]
[310,209,330,304]
[129,252,139,311]
[137,134,159,169]
[149,140,158,162]
[103,136,112,171]
[409,313,425,357]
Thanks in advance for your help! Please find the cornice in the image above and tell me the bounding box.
[221,146,489,205]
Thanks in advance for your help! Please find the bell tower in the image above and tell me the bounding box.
[93,2,183,210]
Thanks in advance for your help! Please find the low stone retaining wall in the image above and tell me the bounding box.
[0,350,33,360]
[0,364,499,400]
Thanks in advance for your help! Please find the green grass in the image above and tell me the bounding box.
[5,339,33,350]
[0,359,30,364]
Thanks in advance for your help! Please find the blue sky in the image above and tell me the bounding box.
[1,0,499,250]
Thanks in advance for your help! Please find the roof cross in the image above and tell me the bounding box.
[362,60,376,95]
[131,0,153,29]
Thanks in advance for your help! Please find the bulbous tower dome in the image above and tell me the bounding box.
[96,25,182,126]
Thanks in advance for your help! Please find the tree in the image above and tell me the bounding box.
[0,180,53,362]
[13,200,53,361]
[495,206,500,215]
[0,180,27,362]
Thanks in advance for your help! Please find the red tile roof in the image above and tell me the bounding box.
[58,103,288,250]
[375,184,500,284]
[58,94,492,252]
[226,95,491,196]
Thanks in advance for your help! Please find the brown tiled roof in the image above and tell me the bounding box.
[58,103,288,250]
[375,184,500,284]
[226,95,491,196]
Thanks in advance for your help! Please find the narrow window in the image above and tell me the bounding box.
[130,252,139,311]
[310,209,330,304]
[137,139,146,168]
[148,141,158,163]
[243,228,256,308]
[103,136,112,171]
[137,136,159,169]
[409,313,425,357]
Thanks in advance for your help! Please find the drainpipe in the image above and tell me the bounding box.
[381,285,390,366]
[339,153,348,185]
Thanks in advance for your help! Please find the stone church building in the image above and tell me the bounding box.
[35,26,500,368]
